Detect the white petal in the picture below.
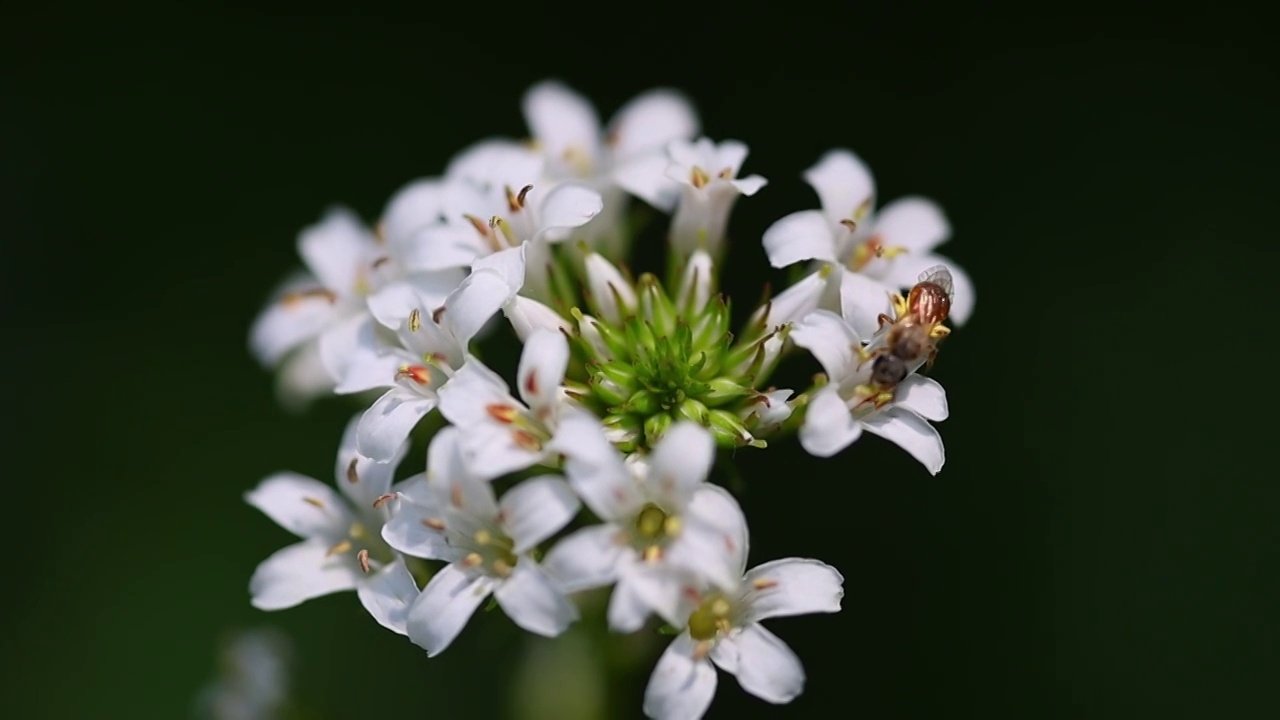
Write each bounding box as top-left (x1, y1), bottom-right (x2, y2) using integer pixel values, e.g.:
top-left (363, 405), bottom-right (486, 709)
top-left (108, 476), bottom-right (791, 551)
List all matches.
top-left (607, 572), bottom-right (656, 633)
top-left (379, 177), bottom-right (447, 245)
top-left (614, 154), bottom-right (680, 211)
top-left (741, 558), bottom-right (844, 622)
top-left (249, 539), bottom-right (359, 610)
top-left (608, 89), bottom-right (699, 162)
top-left (522, 80), bottom-right (601, 166)
top-left (714, 625), bottom-right (804, 704)
top-left (272, 340), bottom-right (335, 410)
top-left (646, 421), bottom-right (715, 511)
top-left (543, 525), bottom-right (625, 592)
top-left (298, 208), bottom-right (373, 293)
top-left (671, 485), bottom-right (749, 588)
top-left (862, 407), bottom-right (945, 474)
top-left (245, 472), bottom-right (350, 539)
top-left (356, 557), bottom-right (419, 636)
top-left (791, 309), bottom-right (862, 381)
top-left (500, 476), bottom-right (581, 553)
top-left (803, 149), bottom-right (875, 226)
top-left (356, 390), bottom-right (433, 463)
top-left (506, 295), bottom-right (570, 341)
top-left (839, 270), bottom-right (896, 339)
top-left (471, 243), bottom-right (527, 294)
top-left (729, 175), bottom-right (767, 196)
top-left (756, 270), bottom-right (826, 331)
top-left (622, 564), bottom-right (687, 629)
top-left (538, 182), bottom-right (603, 233)
top-left (437, 358), bottom-right (514, 428)
top-left (399, 223), bottom-right (486, 272)
top-left (447, 139), bottom-right (544, 190)
top-left (798, 387), bottom-right (862, 457)
top-left (761, 210), bottom-right (838, 268)
top-left (517, 329), bottom-right (570, 411)
top-left (872, 196), bottom-right (950, 253)
top-left (494, 560), bottom-right (579, 637)
top-left (713, 139), bottom-right (749, 174)
top-left (318, 312), bottom-right (373, 385)
top-left (333, 347), bottom-right (408, 395)
top-left (381, 494), bottom-right (453, 560)
top-left (336, 412), bottom-right (405, 507)
top-left (548, 412), bottom-right (638, 520)
top-left (943, 259), bottom-right (975, 326)
top-left (406, 563), bottom-right (494, 656)
top-left (440, 269), bottom-right (513, 347)
top-left (642, 634), bottom-right (718, 720)
top-left (367, 271), bottom-right (466, 329)
top-left (249, 276), bottom-right (337, 366)
top-left (892, 375), bottom-right (949, 421)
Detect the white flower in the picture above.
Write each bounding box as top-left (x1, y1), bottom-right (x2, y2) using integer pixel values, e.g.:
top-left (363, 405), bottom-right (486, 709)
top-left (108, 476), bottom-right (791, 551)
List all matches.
top-left (437, 329), bottom-right (576, 480)
top-left (583, 250), bottom-right (638, 324)
top-left (382, 427), bottom-right (581, 655)
top-left (403, 141), bottom-right (603, 301)
top-left (249, 207), bottom-right (464, 406)
top-left (543, 415), bottom-right (748, 633)
top-left (333, 266), bottom-right (515, 462)
top-left (615, 137), bottom-right (767, 256)
top-left (790, 310), bottom-right (949, 473)
top-left (195, 628), bottom-right (292, 720)
top-left (761, 149), bottom-right (975, 337)
top-left (521, 80), bottom-right (700, 256)
top-left (245, 415), bottom-right (420, 635)
top-left (642, 556), bottom-right (844, 720)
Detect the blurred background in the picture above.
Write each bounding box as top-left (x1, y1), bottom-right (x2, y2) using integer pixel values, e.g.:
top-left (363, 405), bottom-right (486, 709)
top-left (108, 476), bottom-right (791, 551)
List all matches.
top-left (4, 2), bottom-right (1277, 718)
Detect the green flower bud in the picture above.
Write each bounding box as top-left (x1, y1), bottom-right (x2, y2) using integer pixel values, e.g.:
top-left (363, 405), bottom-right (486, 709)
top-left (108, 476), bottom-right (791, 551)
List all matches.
top-left (643, 412), bottom-right (674, 446)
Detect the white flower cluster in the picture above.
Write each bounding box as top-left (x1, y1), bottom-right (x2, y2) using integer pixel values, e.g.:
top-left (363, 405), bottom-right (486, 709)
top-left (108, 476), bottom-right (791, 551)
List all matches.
top-left (246, 80), bottom-right (973, 719)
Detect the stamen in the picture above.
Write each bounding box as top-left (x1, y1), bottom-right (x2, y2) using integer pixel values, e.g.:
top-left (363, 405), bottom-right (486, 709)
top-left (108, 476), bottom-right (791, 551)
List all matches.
top-left (717, 167), bottom-right (733, 179)
top-left (504, 185), bottom-right (521, 213)
top-left (840, 218), bottom-right (858, 232)
top-left (516, 184), bottom-right (533, 208)
top-left (474, 529), bottom-right (492, 546)
top-left (326, 540), bottom-right (352, 556)
top-left (432, 305), bottom-right (446, 324)
top-left (302, 496), bottom-right (325, 508)
top-left (752, 578), bottom-right (779, 590)
top-left (462, 552), bottom-right (483, 568)
top-left (523, 371), bottom-right (538, 397)
top-left (281, 288), bottom-right (337, 306)
top-left (421, 517), bottom-right (446, 531)
top-left (486, 404), bottom-right (519, 424)
top-left (464, 214), bottom-right (490, 237)
top-left (357, 549), bottom-right (371, 574)
top-left (491, 559), bottom-right (514, 578)
top-left (371, 256), bottom-right (391, 270)
top-left (395, 365), bottom-right (431, 385)
top-left (512, 430), bottom-right (541, 451)
top-left (643, 545), bottom-right (663, 563)
top-left (346, 457), bottom-right (360, 484)
top-left (450, 483), bottom-right (464, 509)
top-left (690, 166), bottom-right (710, 189)
top-left (692, 640), bottom-right (712, 661)
top-left (348, 522), bottom-right (366, 539)
top-left (408, 308), bottom-right (422, 332)
top-left (373, 493), bottom-right (397, 509)
top-left (663, 516), bottom-right (682, 537)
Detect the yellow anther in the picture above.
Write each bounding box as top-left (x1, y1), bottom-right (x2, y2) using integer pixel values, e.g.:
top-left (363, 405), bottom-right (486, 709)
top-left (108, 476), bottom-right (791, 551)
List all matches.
top-left (462, 552), bottom-right (483, 568)
top-left (752, 578), bottom-right (779, 590)
top-left (663, 515), bottom-right (683, 538)
top-left (346, 457), bottom-right (360, 484)
top-left (854, 197), bottom-right (873, 223)
top-left (492, 559), bottom-right (514, 578)
top-left (717, 167), bottom-right (733, 179)
top-left (642, 545), bottom-right (663, 563)
top-left (349, 522), bottom-right (366, 539)
top-left (421, 517), bottom-right (446, 531)
top-left (474, 529), bottom-right (492, 546)
top-left (930, 325), bottom-right (951, 340)
top-left (326, 540), bottom-right (352, 556)
top-left (690, 166), bottom-right (710, 189)
top-left (303, 496), bottom-right (325, 508)
top-left (710, 598), bottom-right (731, 617)
top-left (408, 308), bottom-right (422, 332)
top-left (692, 640), bottom-right (713, 661)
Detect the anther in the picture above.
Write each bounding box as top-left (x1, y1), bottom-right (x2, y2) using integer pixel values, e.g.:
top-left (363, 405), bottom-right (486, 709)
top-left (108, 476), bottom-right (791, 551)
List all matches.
top-left (486, 404), bottom-right (519, 424)
top-left (717, 167), bottom-right (733, 179)
top-left (408, 308), bottom-right (422, 332)
top-left (395, 365), bottom-right (431, 385)
top-left (346, 457), bottom-right (360, 484)
top-left (840, 218), bottom-right (858, 232)
top-left (326, 540), bottom-right (352, 556)
top-left (462, 552), bottom-right (483, 568)
top-left (303, 496), bottom-right (325, 508)
top-left (373, 493), bottom-right (397, 509)
top-left (512, 430), bottom-right (541, 451)
top-left (690, 166), bottom-right (710, 189)
top-left (357, 549), bottom-right (371, 574)
top-left (523, 371), bottom-right (538, 397)
top-left (421, 517), bottom-right (446, 531)
top-left (643, 545), bottom-right (663, 563)
top-left (516, 184), bottom-right (533, 207)
top-left (432, 305), bottom-right (446, 324)
top-left (663, 516), bottom-right (682, 537)
top-left (692, 640), bottom-right (712, 661)
top-left (752, 578), bottom-right (779, 590)
top-left (371, 256), bottom-right (391, 269)
top-left (492, 559), bottom-right (514, 578)
top-left (281, 288), bottom-right (338, 306)
top-left (504, 185), bottom-right (521, 213)
top-left (474, 529), bottom-right (492, 546)
top-left (464, 214), bottom-right (490, 237)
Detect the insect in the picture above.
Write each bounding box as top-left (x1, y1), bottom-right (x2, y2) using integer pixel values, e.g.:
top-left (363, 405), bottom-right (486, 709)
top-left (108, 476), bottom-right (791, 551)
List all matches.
top-left (853, 265), bottom-right (955, 409)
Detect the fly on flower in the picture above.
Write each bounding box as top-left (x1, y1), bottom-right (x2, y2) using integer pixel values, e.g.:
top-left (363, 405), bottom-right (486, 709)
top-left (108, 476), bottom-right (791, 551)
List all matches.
top-left (858, 264), bottom-right (956, 404)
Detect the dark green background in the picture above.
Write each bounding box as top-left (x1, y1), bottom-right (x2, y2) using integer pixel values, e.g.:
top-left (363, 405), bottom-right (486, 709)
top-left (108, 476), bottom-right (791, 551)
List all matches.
top-left (5, 3), bottom-right (1277, 718)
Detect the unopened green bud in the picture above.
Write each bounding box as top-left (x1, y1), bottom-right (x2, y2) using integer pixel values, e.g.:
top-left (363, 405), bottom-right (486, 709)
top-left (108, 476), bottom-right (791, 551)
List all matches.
top-left (638, 274), bottom-right (677, 338)
top-left (702, 377), bottom-right (753, 407)
top-left (625, 389), bottom-right (660, 416)
top-left (676, 398), bottom-right (709, 425)
top-left (590, 373), bottom-right (632, 407)
top-left (707, 408), bottom-right (753, 447)
top-left (643, 412), bottom-right (674, 446)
